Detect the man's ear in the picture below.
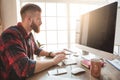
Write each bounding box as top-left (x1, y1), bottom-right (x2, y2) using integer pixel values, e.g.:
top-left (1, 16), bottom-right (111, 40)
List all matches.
top-left (27, 16), bottom-right (33, 24)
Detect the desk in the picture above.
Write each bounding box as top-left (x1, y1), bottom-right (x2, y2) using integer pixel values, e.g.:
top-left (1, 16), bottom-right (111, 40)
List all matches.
top-left (27, 45), bottom-right (120, 80)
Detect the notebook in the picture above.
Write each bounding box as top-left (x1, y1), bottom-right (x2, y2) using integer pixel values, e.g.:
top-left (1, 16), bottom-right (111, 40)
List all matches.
top-left (80, 59), bottom-right (104, 69)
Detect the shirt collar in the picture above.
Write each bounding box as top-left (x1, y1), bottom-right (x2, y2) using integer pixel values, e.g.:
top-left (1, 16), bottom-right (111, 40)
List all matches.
top-left (17, 22), bottom-right (32, 39)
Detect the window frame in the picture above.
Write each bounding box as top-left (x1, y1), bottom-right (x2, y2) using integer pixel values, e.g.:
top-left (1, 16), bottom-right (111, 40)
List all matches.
top-left (18, 0), bottom-right (109, 50)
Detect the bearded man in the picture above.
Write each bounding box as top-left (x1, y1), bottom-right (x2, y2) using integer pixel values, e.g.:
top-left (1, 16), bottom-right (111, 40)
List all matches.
top-left (0, 4), bottom-right (65, 80)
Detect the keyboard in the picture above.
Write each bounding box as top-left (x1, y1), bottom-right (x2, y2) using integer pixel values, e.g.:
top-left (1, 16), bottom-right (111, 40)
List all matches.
top-left (106, 59), bottom-right (120, 71)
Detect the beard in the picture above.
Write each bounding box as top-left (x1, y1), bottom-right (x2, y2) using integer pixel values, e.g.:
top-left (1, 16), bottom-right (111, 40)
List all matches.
top-left (31, 21), bottom-right (40, 33)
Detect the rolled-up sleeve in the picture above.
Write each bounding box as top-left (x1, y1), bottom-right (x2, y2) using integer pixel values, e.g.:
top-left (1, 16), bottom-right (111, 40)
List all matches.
top-left (13, 57), bottom-right (36, 78)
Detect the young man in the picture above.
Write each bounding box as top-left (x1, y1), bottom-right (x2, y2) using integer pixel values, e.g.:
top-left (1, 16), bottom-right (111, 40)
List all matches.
top-left (0, 4), bottom-right (65, 80)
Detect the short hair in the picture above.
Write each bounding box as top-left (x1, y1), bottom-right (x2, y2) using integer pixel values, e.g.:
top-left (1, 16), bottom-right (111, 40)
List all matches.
top-left (20, 4), bottom-right (41, 20)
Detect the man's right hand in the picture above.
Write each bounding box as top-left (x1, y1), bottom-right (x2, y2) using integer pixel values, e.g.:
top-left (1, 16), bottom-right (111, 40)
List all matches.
top-left (52, 54), bottom-right (65, 65)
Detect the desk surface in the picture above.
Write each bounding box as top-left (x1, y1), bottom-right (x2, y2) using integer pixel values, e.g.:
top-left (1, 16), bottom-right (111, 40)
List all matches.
top-left (27, 45), bottom-right (120, 80)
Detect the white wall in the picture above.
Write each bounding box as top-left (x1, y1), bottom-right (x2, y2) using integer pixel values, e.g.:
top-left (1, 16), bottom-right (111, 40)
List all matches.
top-left (1, 0), bottom-right (17, 30)
top-left (115, 8), bottom-right (120, 45)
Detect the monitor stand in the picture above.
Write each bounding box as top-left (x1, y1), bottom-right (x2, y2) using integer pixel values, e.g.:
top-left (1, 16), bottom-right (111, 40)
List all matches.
top-left (82, 50), bottom-right (89, 55)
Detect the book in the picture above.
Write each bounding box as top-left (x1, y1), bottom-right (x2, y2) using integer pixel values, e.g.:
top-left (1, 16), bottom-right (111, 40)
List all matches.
top-left (81, 59), bottom-right (91, 68)
top-left (80, 59), bottom-right (104, 69)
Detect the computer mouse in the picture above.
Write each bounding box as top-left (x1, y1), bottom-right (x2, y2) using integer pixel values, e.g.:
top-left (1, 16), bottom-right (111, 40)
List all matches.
top-left (71, 67), bottom-right (85, 75)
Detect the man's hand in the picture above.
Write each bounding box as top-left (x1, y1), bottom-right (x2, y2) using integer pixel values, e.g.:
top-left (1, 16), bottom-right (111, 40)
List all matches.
top-left (50, 51), bottom-right (65, 57)
top-left (52, 54), bottom-right (65, 65)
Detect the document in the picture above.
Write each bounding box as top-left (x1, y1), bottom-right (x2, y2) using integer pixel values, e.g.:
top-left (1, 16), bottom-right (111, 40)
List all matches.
top-left (81, 53), bottom-right (97, 60)
top-left (106, 59), bottom-right (120, 71)
top-left (48, 68), bottom-right (67, 75)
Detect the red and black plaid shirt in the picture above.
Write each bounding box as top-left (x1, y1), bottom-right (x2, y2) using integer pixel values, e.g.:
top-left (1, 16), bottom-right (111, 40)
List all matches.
top-left (0, 23), bottom-right (42, 80)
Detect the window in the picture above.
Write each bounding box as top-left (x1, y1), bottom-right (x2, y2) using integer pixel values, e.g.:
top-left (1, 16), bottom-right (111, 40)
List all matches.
top-left (18, 0), bottom-right (101, 51)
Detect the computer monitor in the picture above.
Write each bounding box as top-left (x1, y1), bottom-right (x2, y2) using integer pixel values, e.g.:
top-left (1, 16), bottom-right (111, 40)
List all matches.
top-left (76, 2), bottom-right (118, 53)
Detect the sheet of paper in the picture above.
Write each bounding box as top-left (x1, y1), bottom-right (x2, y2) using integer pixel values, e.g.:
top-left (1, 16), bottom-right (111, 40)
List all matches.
top-left (48, 68), bottom-right (67, 75)
top-left (107, 59), bottom-right (120, 71)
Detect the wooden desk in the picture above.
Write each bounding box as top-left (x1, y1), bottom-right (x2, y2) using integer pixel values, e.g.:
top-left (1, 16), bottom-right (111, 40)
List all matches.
top-left (27, 45), bottom-right (120, 80)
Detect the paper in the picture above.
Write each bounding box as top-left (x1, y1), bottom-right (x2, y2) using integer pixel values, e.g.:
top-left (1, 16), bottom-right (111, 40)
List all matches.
top-left (48, 68), bottom-right (67, 75)
top-left (107, 59), bottom-right (120, 71)
top-left (81, 53), bottom-right (97, 60)
top-left (63, 59), bottom-right (77, 65)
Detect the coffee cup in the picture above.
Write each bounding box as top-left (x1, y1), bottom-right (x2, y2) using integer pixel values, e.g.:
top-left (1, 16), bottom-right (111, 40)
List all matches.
top-left (90, 58), bottom-right (102, 78)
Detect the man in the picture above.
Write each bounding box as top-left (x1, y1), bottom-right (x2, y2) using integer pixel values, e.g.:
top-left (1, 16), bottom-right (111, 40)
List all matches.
top-left (0, 4), bottom-right (65, 80)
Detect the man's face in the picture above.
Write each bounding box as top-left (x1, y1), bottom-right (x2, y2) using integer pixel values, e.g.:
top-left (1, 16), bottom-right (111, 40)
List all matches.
top-left (31, 11), bottom-right (42, 33)
top-left (31, 20), bottom-right (39, 33)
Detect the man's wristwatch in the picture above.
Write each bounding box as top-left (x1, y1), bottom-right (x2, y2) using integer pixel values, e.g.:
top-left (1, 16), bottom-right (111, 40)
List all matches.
top-left (48, 52), bottom-right (53, 57)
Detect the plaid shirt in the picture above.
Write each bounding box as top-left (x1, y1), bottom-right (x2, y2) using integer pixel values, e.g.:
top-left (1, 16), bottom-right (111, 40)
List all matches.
top-left (0, 23), bottom-right (42, 80)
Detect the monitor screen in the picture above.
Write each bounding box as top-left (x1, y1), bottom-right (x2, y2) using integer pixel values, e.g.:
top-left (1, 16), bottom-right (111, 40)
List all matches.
top-left (76, 2), bottom-right (118, 53)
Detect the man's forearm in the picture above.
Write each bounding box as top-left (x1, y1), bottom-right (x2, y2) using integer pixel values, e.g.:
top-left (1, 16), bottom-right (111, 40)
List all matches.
top-left (39, 50), bottom-right (49, 56)
top-left (34, 52), bottom-right (65, 73)
top-left (34, 60), bottom-right (55, 73)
